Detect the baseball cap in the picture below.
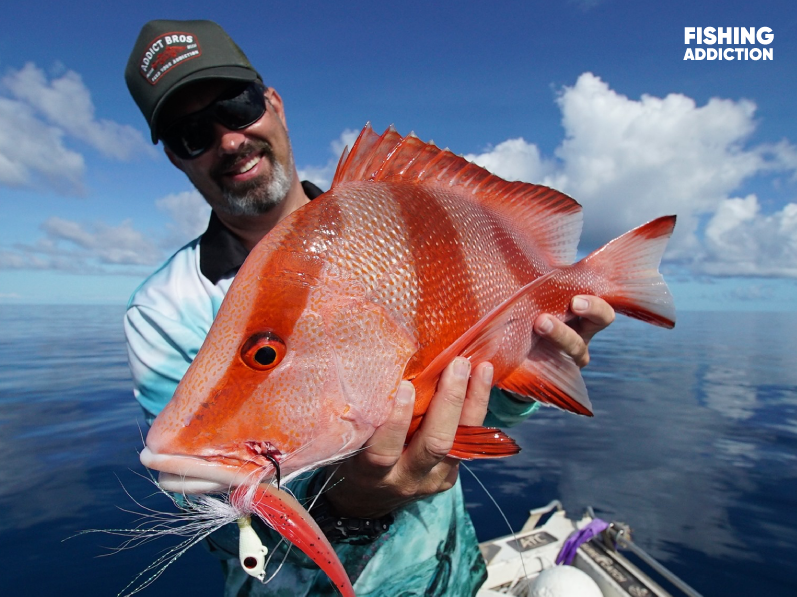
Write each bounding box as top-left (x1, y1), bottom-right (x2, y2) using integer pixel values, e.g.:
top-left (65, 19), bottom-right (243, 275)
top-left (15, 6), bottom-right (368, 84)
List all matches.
top-left (125, 19), bottom-right (260, 142)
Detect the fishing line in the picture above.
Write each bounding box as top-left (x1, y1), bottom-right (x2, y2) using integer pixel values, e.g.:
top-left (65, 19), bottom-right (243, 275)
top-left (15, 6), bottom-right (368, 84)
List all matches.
top-left (461, 462), bottom-right (529, 582)
top-left (261, 537), bottom-right (292, 586)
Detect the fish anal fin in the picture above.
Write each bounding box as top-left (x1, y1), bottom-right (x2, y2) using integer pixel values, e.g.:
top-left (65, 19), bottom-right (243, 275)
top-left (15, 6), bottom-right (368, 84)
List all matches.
top-left (448, 425), bottom-right (520, 460)
top-left (332, 125), bottom-right (583, 268)
top-left (500, 341), bottom-right (593, 416)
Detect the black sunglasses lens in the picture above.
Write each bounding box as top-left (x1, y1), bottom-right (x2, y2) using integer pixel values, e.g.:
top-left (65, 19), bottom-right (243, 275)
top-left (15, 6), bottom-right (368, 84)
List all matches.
top-left (215, 84), bottom-right (266, 130)
top-left (161, 82), bottom-right (266, 159)
top-left (162, 117), bottom-right (215, 159)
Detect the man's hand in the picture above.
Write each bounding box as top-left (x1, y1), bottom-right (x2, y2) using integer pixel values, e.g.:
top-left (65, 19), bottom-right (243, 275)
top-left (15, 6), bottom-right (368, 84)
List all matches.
top-left (533, 295), bottom-right (615, 368)
top-left (323, 296), bottom-right (615, 518)
top-left (324, 357), bottom-right (494, 518)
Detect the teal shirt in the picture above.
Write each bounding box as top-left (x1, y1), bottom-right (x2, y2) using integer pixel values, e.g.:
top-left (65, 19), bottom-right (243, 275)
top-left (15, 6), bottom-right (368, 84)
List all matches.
top-left (125, 239), bottom-right (538, 596)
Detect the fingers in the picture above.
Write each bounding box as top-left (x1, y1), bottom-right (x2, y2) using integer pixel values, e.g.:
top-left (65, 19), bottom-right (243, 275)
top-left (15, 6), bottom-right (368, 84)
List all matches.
top-left (357, 381), bottom-right (416, 471)
top-left (460, 362), bottom-right (493, 426)
top-left (570, 296), bottom-right (615, 343)
top-left (405, 357), bottom-right (471, 472)
top-left (534, 295), bottom-right (616, 368)
top-left (535, 313), bottom-right (590, 367)
top-left (323, 357), bottom-right (495, 518)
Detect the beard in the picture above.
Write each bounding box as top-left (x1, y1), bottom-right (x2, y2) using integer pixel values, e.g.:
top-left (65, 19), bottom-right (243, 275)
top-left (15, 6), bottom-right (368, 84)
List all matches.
top-left (210, 139), bottom-right (294, 217)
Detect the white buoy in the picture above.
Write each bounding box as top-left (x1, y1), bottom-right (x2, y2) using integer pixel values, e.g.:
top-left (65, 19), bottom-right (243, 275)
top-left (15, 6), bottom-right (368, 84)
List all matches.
top-left (529, 565), bottom-right (603, 597)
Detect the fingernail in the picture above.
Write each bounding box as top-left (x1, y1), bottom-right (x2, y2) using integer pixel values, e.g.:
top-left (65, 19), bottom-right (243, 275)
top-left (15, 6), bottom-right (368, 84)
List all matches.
top-left (573, 297), bottom-right (589, 312)
top-left (537, 315), bottom-right (554, 334)
top-left (480, 363), bottom-right (494, 385)
top-left (454, 357), bottom-right (471, 379)
top-left (396, 381), bottom-right (415, 404)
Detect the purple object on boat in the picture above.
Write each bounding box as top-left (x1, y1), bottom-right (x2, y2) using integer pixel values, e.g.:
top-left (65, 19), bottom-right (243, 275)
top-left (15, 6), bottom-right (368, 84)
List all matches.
top-left (555, 519), bottom-right (610, 565)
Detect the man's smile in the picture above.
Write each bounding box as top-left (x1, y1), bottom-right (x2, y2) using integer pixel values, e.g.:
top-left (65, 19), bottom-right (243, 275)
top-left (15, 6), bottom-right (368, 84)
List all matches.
top-left (216, 147), bottom-right (272, 185)
top-left (223, 152), bottom-right (265, 182)
top-left (237, 155), bottom-right (261, 175)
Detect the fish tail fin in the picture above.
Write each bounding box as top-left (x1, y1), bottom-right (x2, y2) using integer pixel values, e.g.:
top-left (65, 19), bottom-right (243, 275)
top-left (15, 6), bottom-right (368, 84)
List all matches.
top-left (584, 215), bottom-right (677, 328)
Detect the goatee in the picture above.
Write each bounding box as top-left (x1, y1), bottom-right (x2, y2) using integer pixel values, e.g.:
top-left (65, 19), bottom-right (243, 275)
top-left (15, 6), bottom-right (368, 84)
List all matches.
top-left (211, 141), bottom-right (294, 217)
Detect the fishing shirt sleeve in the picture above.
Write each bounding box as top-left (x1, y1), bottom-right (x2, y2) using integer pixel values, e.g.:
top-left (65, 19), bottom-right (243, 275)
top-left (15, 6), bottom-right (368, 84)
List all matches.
top-left (484, 388), bottom-right (541, 427)
top-left (124, 240), bottom-right (230, 422)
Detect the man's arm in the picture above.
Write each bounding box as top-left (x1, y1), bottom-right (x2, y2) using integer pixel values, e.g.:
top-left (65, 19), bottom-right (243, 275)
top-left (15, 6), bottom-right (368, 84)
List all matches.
top-left (324, 296), bottom-right (615, 518)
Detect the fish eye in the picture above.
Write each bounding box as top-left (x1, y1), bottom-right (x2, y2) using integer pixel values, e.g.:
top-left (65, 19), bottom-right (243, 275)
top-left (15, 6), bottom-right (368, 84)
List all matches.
top-left (241, 332), bottom-right (286, 371)
top-left (254, 346), bottom-right (277, 366)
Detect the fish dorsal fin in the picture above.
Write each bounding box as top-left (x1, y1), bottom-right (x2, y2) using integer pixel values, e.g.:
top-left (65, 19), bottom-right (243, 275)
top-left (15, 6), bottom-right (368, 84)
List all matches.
top-left (332, 124), bottom-right (584, 267)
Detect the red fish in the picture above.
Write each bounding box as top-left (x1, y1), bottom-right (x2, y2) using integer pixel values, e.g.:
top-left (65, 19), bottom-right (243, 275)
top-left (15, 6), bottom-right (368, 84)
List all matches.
top-left (140, 124), bottom-right (676, 593)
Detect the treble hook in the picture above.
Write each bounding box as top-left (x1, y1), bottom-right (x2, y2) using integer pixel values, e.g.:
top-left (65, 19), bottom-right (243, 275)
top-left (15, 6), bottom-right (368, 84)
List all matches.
top-left (264, 453), bottom-right (281, 490)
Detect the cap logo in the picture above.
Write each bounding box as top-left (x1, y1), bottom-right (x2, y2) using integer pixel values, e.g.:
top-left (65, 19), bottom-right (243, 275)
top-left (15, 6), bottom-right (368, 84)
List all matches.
top-left (139, 31), bottom-right (202, 85)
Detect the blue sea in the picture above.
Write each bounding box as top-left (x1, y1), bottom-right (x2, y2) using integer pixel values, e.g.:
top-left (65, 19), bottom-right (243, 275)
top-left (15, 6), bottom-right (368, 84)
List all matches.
top-left (1, 305), bottom-right (795, 596)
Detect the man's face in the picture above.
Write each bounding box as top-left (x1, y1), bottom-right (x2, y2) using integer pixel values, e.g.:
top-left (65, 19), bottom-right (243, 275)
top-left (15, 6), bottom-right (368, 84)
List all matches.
top-left (160, 80), bottom-right (295, 217)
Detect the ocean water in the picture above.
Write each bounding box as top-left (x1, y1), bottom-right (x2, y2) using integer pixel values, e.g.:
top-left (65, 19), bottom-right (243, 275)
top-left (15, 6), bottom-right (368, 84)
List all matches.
top-left (0, 305), bottom-right (795, 596)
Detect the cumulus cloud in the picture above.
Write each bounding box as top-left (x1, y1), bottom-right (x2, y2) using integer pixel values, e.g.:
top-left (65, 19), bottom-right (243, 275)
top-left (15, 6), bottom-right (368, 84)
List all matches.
top-left (0, 217), bottom-right (163, 274)
top-left (155, 190), bottom-right (212, 246)
top-left (0, 194), bottom-right (198, 274)
top-left (296, 128), bottom-right (360, 190)
top-left (0, 63), bottom-right (154, 194)
top-left (6, 72), bottom-right (797, 281)
top-left (700, 196), bottom-right (797, 277)
top-left (39, 216), bottom-right (163, 265)
top-left (3, 63), bottom-right (154, 160)
top-left (0, 96), bottom-right (85, 194)
top-left (465, 138), bottom-right (554, 184)
top-left (467, 72), bottom-right (797, 277)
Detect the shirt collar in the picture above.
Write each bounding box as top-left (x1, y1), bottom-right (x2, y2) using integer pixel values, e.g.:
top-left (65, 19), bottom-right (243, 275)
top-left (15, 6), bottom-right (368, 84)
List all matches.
top-left (199, 180), bottom-right (324, 284)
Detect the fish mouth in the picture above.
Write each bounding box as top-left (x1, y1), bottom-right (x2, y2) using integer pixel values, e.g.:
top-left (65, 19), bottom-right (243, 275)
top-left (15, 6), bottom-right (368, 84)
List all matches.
top-left (140, 447), bottom-right (271, 494)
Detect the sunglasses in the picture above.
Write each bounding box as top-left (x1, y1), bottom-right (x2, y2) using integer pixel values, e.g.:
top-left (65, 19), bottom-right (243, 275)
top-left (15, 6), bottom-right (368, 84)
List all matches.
top-left (159, 81), bottom-right (268, 159)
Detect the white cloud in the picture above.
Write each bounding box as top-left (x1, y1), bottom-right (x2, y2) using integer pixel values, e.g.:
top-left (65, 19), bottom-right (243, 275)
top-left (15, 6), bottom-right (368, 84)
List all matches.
top-left (155, 190), bottom-right (212, 246)
top-left (297, 128), bottom-right (360, 190)
top-left (40, 217), bottom-right (160, 265)
top-left (6, 73), bottom-right (797, 282)
top-left (0, 96), bottom-right (85, 194)
top-left (0, 63), bottom-right (154, 195)
top-left (464, 72), bottom-right (797, 278)
top-left (3, 63), bottom-right (154, 161)
top-left (700, 196), bottom-right (797, 277)
top-left (551, 74), bottom-right (773, 246)
top-left (465, 138), bottom-right (554, 184)
top-left (0, 196), bottom-right (197, 274)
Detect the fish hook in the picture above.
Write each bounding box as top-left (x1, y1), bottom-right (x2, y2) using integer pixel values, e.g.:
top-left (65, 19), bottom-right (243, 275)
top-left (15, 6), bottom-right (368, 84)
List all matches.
top-left (264, 453), bottom-right (281, 490)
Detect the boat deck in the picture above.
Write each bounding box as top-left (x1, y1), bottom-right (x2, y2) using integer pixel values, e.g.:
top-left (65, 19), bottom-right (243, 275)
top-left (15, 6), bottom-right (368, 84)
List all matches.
top-left (476, 501), bottom-right (699, 597)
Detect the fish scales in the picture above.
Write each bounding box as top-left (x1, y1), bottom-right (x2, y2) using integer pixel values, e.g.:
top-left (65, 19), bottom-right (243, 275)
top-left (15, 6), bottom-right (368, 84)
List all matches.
top-left (309, 182), bottom-right (551, 410)
top-left (139, 124), bottom-right (676, 596)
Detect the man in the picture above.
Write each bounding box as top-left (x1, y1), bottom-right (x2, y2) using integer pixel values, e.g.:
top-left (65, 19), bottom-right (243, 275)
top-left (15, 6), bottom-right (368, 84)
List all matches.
top-left (124, 20), bottom-right (614, 596)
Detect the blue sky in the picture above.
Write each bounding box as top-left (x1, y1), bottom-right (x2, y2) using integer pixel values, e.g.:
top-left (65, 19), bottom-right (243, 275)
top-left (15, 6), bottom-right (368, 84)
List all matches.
top-left (1, 0), bottom-right (795, 310)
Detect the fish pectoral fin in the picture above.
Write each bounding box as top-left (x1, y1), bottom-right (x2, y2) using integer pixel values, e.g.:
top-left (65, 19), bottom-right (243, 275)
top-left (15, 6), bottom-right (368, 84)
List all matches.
top-left (413, 272), bottom-right (558, 410)
top-left (448, 425), bottom-right (520, 459)
top-left (499, 340), bottom-right (593, 416)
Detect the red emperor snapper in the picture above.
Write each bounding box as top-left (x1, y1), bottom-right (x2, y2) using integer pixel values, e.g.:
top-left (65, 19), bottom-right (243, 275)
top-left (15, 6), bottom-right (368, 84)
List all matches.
top-left (139, 124), bottom-right (676, 594)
